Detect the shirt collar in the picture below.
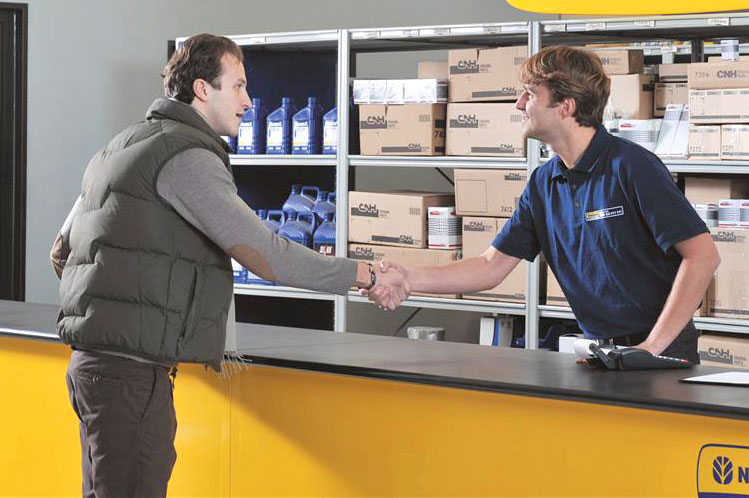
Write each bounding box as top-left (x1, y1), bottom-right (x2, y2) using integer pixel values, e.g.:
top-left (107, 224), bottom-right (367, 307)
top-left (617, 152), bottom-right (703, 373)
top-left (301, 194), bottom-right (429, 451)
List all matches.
top-left (551, 125), bottom-right (611, 180)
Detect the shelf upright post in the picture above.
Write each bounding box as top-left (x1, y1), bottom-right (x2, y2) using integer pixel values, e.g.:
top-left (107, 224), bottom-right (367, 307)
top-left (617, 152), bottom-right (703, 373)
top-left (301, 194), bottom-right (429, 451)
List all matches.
top-left (334, 29), bottom-right (351, 332)
top-left (525, 21), bottom-right (543, 349)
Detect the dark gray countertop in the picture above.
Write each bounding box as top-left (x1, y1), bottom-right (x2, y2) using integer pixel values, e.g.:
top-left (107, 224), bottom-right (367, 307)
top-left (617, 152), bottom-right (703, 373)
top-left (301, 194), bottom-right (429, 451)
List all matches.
top-left (3, 300), bottom-right (749, 420)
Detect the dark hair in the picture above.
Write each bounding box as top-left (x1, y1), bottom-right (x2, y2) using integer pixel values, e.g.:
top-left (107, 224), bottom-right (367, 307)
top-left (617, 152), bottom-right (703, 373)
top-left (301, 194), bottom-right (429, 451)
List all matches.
top-left (162, 33), bottom-right (244, 104)
top-left (518, 46), bottom-right (610, 128)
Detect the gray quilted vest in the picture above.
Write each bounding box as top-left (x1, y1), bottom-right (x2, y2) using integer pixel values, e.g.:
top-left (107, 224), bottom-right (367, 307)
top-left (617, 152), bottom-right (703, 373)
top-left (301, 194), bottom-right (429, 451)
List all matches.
top-left (58, 98), bottom-right (234, 371)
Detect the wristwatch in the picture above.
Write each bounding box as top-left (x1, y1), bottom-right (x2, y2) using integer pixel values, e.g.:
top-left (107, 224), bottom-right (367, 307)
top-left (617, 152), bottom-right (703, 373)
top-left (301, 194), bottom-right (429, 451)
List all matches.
top-left (362, 262), bottom-right (377, 290)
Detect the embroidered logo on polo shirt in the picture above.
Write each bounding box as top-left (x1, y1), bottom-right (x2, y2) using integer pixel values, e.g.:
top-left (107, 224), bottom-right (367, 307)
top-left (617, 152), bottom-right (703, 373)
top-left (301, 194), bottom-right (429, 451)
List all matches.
top-left (585, 206), bottom-right (624, 222)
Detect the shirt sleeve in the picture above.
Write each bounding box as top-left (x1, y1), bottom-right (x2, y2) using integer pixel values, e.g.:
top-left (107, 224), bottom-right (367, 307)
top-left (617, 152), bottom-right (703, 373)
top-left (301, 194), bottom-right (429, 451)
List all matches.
top-left (491, 180), bottom-right (541, 262)
top-left (621, 151), bottom-right (708, 254)
top-left (156, 148), bottom-right (357, 295)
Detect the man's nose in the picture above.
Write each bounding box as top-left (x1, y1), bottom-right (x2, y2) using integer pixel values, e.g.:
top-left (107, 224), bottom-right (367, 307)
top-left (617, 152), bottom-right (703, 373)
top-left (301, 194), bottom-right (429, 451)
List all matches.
top-left (515, 94), bottom-right (526, 111)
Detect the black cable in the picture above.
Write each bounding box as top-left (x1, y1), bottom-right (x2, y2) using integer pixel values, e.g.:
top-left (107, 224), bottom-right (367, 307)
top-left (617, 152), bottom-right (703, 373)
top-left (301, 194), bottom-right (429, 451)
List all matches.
top-left (435, 167), bottom-right (454, 186)
top-left (392, 308), bottom-right (423, 336)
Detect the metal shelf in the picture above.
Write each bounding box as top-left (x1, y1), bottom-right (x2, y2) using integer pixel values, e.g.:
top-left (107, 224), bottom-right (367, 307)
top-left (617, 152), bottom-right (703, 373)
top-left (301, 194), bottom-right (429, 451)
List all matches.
top-left (229, 155), bottom-right (336, 167)
top-left (348, 292), bottom-right (526, 315)
top-left (349, 155), bottom-right (527, 169)
top-left (539, 305), bottom-right (749, 336)
top-left (234, 284), bottom-right (336, 301)
top-left (349, 22), bottom-right (529, 51)
top-left (663, 159), bottom-right (749, 175)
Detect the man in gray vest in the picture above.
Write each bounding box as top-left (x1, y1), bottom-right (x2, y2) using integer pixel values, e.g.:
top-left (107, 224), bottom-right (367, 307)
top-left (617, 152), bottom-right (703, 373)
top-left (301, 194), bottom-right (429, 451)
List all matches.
top-left (50, 33), bottom-right (408, 497)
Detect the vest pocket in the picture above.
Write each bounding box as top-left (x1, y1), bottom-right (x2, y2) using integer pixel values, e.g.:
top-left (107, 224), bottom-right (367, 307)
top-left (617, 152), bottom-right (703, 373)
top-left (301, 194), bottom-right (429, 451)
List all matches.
top-left (177, 268), bottom-right (203, 356)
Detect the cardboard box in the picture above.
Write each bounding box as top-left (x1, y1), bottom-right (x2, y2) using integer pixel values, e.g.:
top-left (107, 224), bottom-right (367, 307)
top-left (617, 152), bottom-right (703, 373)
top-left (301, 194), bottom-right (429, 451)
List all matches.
top-left (607, 74), bottom-right (655, 119)
top-left (689, 89), bottom-right (749, 124)
top-left (658, 63), bottom-right (689, 82)
top-left (698, 334), bottom-right (749, 369)
top-left (589, 49), bottom-right (644, 75)
top-left (358, 104), bottom-right (446, 156)
top-left (687, 125), bottom-right (721, 161)
top-left (707, 55), bottom-right (749, 63)
top-left (684, 177), bottom-right (749, 204)
top-left (446, 103), bottom-right (525, 157)
top-left (461, 217), bottom-right (525, 303)
top-left (418, 61), bottom-right (448, 79)
top-left (709, 227), bottom-right (749, 319)
top-left (448, 45), bottom-right (527, 102)
top-left (721, 124), bottom-right (749, 161)
top-left (347, 243), bottom-right (460, 298)
top-left (654, 82), bottom-right (688, 117)
top-left (688, 61), bottom-right (749, 90)
top-left (454, 169), bottom-right (527, 218)
top-left (359, 105), bottom-right (387, 155)
top-left (348, 191), bottom-right (454, 248)
top-left (544, 264), bottom-right (569, 307)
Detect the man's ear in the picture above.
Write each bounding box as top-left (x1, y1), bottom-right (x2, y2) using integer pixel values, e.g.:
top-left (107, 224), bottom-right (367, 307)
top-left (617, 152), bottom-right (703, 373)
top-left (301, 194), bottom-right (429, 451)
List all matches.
top-left (559, 97), bottom-right (576, 119)
top-left (192, 79), bottom-right (210, 103)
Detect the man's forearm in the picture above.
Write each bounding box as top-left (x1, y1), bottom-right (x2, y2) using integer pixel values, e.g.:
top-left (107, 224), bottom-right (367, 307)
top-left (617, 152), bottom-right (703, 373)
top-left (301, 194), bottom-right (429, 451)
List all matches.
top-left (643, 254), bottom-right (718, 354)
top-left (408, 250), bottom-right (521, 295)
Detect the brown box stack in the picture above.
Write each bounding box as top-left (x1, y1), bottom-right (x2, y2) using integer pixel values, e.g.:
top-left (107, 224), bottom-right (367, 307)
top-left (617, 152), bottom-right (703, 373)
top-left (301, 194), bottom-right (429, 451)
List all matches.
top-left (446, 103), bottom-right (525, 157)
top-left (358, 104), bottom-right (446, 156)
top-left (698, 334), bottom-right (749, 369)
top-left (454, 169), bottom-right (527, 218)
top-left (448, 46), bottom-right (527, 102)
top-left (708, 228), bottom-right (749, 319)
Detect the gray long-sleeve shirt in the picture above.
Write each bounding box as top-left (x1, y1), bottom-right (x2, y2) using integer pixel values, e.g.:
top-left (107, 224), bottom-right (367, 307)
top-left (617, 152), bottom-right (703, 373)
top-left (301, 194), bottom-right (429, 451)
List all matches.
top-left (62, 148), bottom-right (356, 295)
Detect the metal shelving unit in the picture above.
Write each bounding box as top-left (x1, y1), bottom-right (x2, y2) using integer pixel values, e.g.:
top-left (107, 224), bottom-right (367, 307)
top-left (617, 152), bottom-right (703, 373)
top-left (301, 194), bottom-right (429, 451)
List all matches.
top-left (222, 13), bottom-right (749, 343)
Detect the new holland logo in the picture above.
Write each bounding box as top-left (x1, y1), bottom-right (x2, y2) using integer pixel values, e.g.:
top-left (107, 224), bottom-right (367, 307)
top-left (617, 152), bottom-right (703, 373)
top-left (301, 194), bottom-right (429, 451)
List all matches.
top-left (714, 456), bottom-right (734, 485)
top-left (584, 206), bottom-right (624, 222)
top-left (698, 444), bottom-right (749, 497)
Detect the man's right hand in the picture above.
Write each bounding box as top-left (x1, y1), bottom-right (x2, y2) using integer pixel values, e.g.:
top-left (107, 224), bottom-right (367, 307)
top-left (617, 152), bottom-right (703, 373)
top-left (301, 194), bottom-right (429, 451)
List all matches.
top-left (364, 260), bottom-right (411, 311)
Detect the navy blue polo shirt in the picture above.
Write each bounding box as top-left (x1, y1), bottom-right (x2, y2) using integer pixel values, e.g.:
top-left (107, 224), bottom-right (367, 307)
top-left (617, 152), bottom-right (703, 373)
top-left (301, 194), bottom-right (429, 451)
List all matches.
top-left (492, 126), bottom-right (708, 339)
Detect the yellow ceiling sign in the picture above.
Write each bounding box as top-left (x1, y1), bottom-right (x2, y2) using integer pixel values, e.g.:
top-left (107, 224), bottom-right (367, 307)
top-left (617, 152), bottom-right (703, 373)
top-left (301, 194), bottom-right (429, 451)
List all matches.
top-left (506, 0), bottom-right (749, 15)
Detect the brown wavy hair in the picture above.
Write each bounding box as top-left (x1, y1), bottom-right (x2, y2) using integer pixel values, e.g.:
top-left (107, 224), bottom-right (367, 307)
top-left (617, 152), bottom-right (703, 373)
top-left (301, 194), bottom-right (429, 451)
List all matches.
top-left (518, 46), bottom-right (610, 128)
top-left (162, 33), bottom-right (244, 104)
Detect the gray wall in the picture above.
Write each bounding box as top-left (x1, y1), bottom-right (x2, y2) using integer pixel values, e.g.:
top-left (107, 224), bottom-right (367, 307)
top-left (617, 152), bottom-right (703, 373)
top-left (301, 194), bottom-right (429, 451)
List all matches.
top-left (25, 0), bottom-right (553, 337)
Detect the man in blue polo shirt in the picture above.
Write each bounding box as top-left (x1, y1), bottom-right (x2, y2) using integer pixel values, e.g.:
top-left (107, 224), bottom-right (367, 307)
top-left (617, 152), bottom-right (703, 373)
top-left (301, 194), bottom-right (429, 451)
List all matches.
top-left (369, 45), bottom-right (720, 363)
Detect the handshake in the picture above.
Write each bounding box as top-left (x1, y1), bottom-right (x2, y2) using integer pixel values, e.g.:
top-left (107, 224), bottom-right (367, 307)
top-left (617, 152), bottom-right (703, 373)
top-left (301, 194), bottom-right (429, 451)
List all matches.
top-left (362, 260), bottom-right (412, 311)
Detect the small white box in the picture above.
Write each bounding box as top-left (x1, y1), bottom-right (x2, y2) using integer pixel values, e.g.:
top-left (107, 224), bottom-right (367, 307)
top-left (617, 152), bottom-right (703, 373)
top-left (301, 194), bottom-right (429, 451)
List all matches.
top-left (719, 199), bottom-right (742, 227)
top-left (619, 119), bottom-right (663, 152)
top-left (385, 80), bottom-right (404, 104)
top-left (559, 334), bottom-right (584, 354)
top-left (428, 206), bottom-right (462, 249)
top-left (370, 80), bottom-right (387, 103)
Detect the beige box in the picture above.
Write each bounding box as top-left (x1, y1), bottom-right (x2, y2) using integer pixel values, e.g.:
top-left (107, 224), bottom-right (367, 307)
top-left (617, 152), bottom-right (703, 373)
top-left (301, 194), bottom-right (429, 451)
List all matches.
top-left (658, 63), bottom-right (689, 82)
top-left (684, 177), bottom-right (749, 204)
top-left (688, 61), bottom-right (749, 90)
top-left (448, 45), bottom-right (527, 102)
top-left (544, 264), bottom-right (569, 307)
top-left (348, 191), bottom-right (454, 248)
top-left (418, 61), bottom-right (448, 79)
top-left (698, 334), bottom-right (749, 369)
top-left (358, 104), bottom-right (445, 156)
top-left (607, 74), bottom-right (655, 119)
top-left (707, 55), bottom-right (749, 63)
top-left (709, 228), bottom-right (749, 319)
top-left (446, 103), bottom-right (525, 157)
top-left (721, 124), bottom-right (749, 160)
top-left (359, 105), bottom-right (387, 155)
top-left (589, 49), bottom-right (644, 75)
top-left (454, 169), bottom-right (527, 218)
top-left (688, 89), bottom-right (749, 124)
top-left (461, 217), bottom-right (525, 303)
top-left (347, 243), bottom-right (460, 298)
top-left (654, 82), bottom-right (688, 117)
top-left (687, 125), bottom-right (721, 161)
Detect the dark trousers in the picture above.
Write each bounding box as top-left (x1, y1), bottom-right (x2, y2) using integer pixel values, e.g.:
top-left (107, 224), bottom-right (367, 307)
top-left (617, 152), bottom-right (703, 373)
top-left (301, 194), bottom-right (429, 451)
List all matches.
top-left (66, 350), bottom-right (177, 498)
top-left (601, 320), bottom-right (700, 364)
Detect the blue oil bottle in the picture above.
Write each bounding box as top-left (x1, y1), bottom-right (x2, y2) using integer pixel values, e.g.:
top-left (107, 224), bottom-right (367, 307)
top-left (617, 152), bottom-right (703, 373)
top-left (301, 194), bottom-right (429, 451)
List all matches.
top-left (266, 97), bottom-right (296, 154)
top-left (322, 107), bottom-right (338, 155)
top-left (292, 97), bottom-right (324, 154)
top-left (313, 213), bottom-right (336, 256)
top-left (237, 98), bottom-right (267, 154)
top-left (264, 210), bottom-right (286, 234)
top-left (281, 184), bottom-right (318, 216)
top-left (312, 190), bottom-right (336, 224)
top-left (278, 212), bottom-right (317, 248)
